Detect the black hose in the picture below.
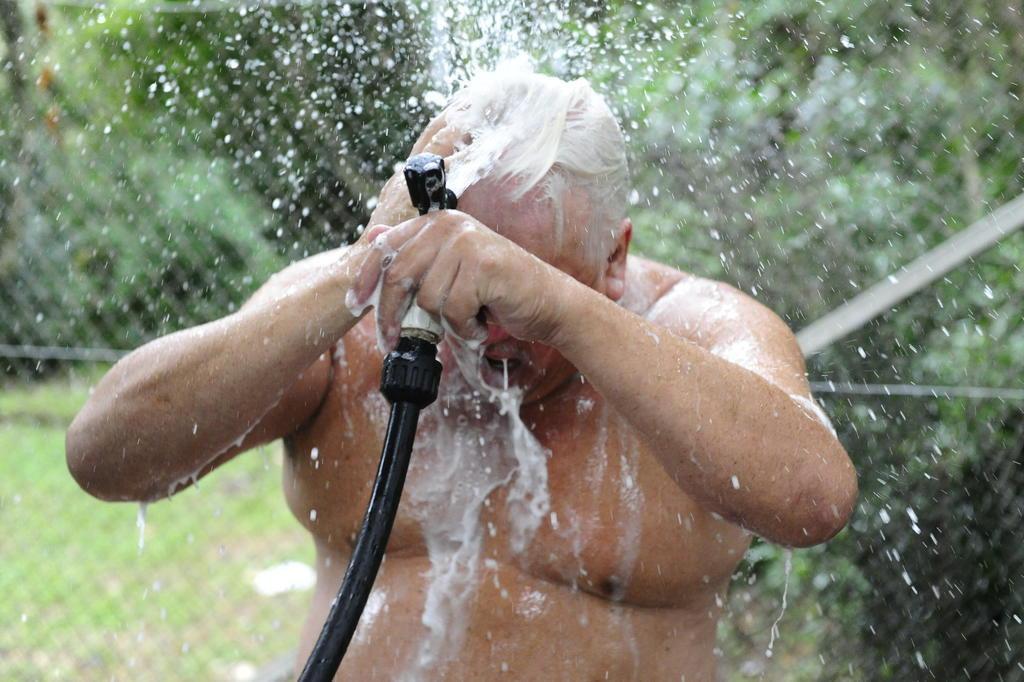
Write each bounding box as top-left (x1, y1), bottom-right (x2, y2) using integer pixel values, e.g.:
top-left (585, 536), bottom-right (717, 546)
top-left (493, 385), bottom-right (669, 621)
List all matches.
top-left (298, 337), bottom-right (441, 682)
top-left (298, 152), bottom-right (451, 681)
top-left (298, 403), bottom-right (419, 681)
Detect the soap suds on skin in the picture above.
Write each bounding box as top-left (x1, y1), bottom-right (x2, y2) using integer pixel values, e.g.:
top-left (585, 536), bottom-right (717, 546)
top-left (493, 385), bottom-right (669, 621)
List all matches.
top-left (396, 331), bottom-right (551, 677)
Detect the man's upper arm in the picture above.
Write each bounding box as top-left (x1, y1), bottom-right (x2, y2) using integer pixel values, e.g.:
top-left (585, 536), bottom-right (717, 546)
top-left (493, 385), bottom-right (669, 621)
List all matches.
top-left (645, 276), bottom-right (810, 398)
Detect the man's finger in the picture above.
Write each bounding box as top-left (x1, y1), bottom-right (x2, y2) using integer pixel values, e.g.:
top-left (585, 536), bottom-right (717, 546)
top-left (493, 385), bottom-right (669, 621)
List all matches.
top-left (368, 173), bottom-right (417, 226)
top-left (422, 124), bottom-right (472, 160)
top-left (345, 222), bottom-right (402, 309)
top-left (439, 264), bottom-right (487, 343)
top-left (362, 223), bottom-right (390, 243)
top-left (373, 214), bottom-right (433, 254)
top-left (373, 277), bottom-right (413, 349)
top-left (411, 113), bottom-right (448, 154)
top-left (415, 241), bottom-right (462, 319)
top-left (373, 222), bottom-right (452, 345)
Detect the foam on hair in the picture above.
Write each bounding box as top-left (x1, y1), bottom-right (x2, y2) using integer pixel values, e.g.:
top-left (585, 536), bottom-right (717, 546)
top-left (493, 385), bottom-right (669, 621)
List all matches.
top-left (443, 63), bottom-right (629, 265)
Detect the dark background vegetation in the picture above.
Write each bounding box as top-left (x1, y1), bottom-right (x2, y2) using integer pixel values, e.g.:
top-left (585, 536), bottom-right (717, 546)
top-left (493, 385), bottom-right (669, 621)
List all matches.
top-left (3, 0), bottom-right (1023, 679)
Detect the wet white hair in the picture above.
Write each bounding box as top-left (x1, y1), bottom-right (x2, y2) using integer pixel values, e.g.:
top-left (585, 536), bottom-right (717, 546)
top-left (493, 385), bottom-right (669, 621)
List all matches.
top-left (443, 65), bottom-right (630, 267)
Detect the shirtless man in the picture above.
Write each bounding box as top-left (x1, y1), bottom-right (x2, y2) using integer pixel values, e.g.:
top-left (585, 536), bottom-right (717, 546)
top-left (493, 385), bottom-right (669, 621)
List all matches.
top-left (66, 70), bottom-right (857, 680)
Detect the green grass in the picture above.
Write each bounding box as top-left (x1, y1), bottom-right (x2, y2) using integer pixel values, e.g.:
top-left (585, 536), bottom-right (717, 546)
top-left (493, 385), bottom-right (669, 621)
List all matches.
top-left (0, 374), bottom-right (314, 680)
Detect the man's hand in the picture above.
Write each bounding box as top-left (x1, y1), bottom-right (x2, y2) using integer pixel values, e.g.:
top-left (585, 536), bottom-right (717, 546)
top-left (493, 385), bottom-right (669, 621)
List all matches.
top-left (368, 113), bottom-right (472, 227)
top-left (348, 212), bottom-right (570, 350)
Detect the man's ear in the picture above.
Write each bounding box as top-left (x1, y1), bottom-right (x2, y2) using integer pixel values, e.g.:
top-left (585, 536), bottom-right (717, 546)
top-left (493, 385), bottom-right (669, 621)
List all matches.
top-left (603, 218), bottom-right (632, 302)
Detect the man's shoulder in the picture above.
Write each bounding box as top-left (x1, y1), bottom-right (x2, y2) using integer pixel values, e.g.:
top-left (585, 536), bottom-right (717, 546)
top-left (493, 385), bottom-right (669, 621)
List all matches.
top-left (621, 255), bottom-right (686, 314)
top-left (626, 256), bottom-right (746, 314)
top-left (632, 256), bottom-right (791, 345)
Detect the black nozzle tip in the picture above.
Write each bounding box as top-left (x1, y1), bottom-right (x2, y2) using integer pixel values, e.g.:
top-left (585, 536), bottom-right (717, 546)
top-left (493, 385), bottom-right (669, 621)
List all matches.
top-left (405, 152), bottom-right (456, 216)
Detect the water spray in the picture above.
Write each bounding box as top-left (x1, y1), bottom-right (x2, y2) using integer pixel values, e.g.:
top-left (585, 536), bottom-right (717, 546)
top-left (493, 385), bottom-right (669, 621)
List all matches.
top-left (298, 153), bottom-right (456, 681)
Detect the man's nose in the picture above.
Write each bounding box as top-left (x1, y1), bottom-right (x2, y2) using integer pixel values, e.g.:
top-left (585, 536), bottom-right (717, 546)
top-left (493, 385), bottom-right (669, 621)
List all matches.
top-left (485, 323), bottom-right (512, 345)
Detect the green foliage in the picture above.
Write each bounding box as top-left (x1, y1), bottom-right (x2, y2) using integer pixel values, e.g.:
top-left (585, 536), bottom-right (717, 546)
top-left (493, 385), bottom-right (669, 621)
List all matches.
top-left (62, 1), bottom-right (433, 253)
top-left (0, 134), bottom-right (284, 352)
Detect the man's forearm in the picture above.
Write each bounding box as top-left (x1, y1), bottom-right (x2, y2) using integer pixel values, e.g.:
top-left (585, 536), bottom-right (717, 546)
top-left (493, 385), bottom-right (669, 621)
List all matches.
top-left (66, 248), bottom-right (362, 500)
top-left (552, 280), bottom-right (855, 546)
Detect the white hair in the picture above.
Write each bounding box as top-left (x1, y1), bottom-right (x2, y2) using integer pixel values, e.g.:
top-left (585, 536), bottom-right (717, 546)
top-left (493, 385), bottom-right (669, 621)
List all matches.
top-left (443, 65), bottom-right (629, 267)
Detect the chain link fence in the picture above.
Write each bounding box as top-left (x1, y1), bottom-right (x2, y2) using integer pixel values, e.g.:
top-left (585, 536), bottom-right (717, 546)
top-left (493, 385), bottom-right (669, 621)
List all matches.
top-left (4, 0), bottom-right (1024, 679)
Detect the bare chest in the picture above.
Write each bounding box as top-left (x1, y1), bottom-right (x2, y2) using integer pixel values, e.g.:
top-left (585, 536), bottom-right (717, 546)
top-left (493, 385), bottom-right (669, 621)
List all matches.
top-left (284, 351), bottom-right (750, 608)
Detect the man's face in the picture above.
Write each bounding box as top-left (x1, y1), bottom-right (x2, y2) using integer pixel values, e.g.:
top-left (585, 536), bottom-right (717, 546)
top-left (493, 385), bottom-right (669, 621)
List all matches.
top-left (442, 177), bottom-right (604, 402)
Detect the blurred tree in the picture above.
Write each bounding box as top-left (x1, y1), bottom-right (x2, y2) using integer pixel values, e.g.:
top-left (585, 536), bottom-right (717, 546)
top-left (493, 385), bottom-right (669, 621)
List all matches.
top-left (0, 0), bottom-right (35, 272)
top-left (71, 1), bottom-right (435, 255)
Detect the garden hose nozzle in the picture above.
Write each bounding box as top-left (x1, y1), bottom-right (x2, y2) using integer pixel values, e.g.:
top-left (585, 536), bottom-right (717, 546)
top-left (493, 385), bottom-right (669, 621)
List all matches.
top-left (399, 153), bottom-right (458, 344)
top-left (404, 152), bottom-right (458, 216)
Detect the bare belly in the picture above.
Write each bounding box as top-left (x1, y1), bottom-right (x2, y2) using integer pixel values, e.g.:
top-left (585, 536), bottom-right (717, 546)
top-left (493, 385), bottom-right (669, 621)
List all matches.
top-left (296, 551), bottom-right (720, 681)
top-left (285, 368), bottom-right (748, 680)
